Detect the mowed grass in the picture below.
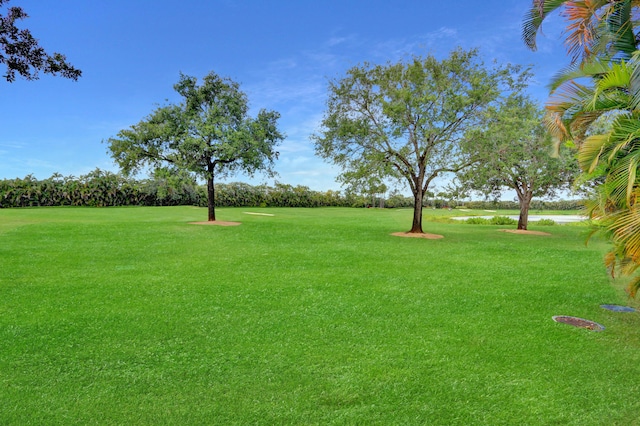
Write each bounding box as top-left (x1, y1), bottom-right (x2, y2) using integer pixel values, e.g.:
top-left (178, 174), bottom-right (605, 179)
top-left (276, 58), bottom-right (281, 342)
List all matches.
top-left (1, 206), bottom-right (640, 424)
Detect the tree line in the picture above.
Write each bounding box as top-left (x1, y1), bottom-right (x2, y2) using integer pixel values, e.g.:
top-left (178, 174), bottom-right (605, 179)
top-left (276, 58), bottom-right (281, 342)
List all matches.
top-left (0, 170), bottom-right (347, 208)
top-left (0, 170), bottom-right (357, 209)
top-left (0, 169), bottom-right (581, 210)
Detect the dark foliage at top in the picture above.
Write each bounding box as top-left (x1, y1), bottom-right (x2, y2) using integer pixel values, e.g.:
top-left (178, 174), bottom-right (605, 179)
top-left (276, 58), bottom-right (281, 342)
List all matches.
top-left (0, 0), bottom-right (81, 82)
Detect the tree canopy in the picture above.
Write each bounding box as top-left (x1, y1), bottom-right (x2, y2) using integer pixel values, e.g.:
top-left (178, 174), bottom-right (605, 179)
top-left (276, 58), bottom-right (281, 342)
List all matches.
top-left (0, 0), bottom-right (81, 82)
top-left (313, 48), bottom-right (526, 234)
top-left (458, 94), bottom-right (579, 230)
top-left (107, 71), bottom-right (284, 221)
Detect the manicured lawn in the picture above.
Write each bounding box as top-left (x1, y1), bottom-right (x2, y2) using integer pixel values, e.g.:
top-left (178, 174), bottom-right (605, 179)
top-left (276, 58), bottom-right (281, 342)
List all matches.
top-left (1, 206), bottom-right (639, 424)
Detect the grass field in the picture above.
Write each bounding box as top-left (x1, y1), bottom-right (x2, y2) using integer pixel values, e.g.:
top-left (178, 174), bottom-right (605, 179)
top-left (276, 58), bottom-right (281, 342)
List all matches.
top-left (1, 206), bottom-right (640, 424)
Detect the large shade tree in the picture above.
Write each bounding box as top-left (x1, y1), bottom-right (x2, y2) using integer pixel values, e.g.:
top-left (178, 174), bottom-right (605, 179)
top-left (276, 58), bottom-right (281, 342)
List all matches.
top-left (458, 94), bottom-right (579, 230)
top-left (107, 71), bottom-right (284, 222)
top-left (0, 0), bottom-right (81, 82)
top-left (313, 48), bottom-right (525, 234)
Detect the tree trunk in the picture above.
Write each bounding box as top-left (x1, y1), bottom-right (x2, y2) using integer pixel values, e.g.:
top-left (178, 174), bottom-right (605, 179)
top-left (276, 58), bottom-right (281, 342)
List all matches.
top-left (517, 192), bottom-right (532, 230)
top-left (207, 175), bottom-right (216, 222)
top-left (409, 189), bottom-right (424, 233)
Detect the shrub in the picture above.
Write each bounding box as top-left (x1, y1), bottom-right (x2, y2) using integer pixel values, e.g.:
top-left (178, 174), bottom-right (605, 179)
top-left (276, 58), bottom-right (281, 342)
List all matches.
top-left (464, 216), bottom-right (517, 225)
top-left (535, 218), bottom-right (556, 226)
top-left (489, 216), bottom-right (518, 225)
top-left (465, 217), bottom-right (490, 225)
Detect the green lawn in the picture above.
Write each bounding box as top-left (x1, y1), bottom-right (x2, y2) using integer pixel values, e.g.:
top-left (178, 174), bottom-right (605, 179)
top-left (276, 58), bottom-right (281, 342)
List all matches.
top-left (1, 206), bottom-right (639, 424)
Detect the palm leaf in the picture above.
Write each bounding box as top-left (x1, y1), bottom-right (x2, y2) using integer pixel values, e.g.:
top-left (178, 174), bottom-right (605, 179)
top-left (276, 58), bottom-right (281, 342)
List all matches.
top-left (523, 0), bottom-right (571, 50)
top-left (592, 61), bottom-right (631, 95)
top-left (628, 51), bottom-right (640, 109)
top-left (561, 0), bottom-right (610, 62)
top-left (605, 0), bottom-right (637, 59)
top-left (578, 133), bottom-right (608, 172)
top-left (548, 59), bottom-right (611, 93)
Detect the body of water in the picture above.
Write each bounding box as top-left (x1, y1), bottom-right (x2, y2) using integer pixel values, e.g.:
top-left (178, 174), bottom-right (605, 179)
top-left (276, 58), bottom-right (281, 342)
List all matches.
top-left (451, 215), bottom-right (585, 224)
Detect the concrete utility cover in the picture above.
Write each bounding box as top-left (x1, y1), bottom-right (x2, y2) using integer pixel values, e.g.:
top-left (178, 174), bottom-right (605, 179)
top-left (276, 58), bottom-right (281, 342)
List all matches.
top-left (600, 304), bottom-right (637, 313)
top-left (552, 315), bottom-right (605, 331)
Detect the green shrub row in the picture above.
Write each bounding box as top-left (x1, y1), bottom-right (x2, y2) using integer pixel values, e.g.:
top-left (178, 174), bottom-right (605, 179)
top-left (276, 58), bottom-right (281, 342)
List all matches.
top-left (0, 170), bottom-right (585, 210)
top-left (465, 216), bottom-right (518, 225)
top-left (0, 170), bottom-right (357, 208)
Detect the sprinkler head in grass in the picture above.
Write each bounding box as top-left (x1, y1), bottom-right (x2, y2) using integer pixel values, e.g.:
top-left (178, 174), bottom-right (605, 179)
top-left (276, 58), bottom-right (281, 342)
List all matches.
top-left (552, 316), bottom-right (605, 331)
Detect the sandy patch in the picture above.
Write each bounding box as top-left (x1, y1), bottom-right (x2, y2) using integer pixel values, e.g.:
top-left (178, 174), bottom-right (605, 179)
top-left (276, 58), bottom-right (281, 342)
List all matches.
top-left (499, 229), bottom-right (551, 236)
top-left (391, 232), bottom-right (444, 239)
top-left (189, 221), bottom-right (241, 226)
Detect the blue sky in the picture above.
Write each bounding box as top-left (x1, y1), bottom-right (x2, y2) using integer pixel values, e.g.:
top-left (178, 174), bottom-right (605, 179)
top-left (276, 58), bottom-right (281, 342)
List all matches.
top-left (1, 0), bottom-right (569, 193)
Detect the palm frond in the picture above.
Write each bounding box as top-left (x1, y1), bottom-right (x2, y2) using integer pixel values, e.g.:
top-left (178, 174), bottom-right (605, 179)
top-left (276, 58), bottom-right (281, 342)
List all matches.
top-left (543, 110), bottom-right (571, 143)
top-left (628, 51), bottom-right (640, 109)
top-left (605, 0), bottom-right (637, 59)
top-left (523, 0), bottom-right (571, 50)
top-left (548, 59), bottom-right (610, 93)
top-left (525, 0), bottom-right (638, 62)
top-left (593, 61), bottom-right (632, 94)
top-left (626, 275), bottom-right (640, 297)
top-left (578, 133), bottom-right (608, 172)
top-left (560, 0), bottom-right (609, 62)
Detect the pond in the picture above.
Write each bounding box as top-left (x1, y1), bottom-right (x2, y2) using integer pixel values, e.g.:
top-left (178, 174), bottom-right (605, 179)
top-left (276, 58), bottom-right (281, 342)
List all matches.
top-left (451, 215), bottom-right (586, 224)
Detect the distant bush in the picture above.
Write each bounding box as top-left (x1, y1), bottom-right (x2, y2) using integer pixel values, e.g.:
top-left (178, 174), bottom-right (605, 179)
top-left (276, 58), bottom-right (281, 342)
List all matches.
top-left (489, 216), bottom-right (518, 225)
top-left (385, 194), bottom-right (414, 208)
top-left (535, 218), bottom-right (556, 226)
top-left (465, 217), bottom-right (490, 225)
top-left (463, 216), bottom-right (518, 225)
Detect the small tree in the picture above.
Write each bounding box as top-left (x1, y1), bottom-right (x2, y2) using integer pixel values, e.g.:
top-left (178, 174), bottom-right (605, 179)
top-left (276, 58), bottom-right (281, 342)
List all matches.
top-left (107, 71), bottom-right (284, 221)
top-left (313, 48), bottom-right (525, 233)
top-left (0, 0), bottom-right (81, 82)
top-left (458, 95), bottom-right (578, 230)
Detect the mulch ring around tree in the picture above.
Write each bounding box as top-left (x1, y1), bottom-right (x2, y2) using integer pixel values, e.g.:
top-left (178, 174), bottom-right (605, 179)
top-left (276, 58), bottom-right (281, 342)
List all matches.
top-left (499, 229), bottom-right (551, 236)
top-left (391, 232), bottom-right (444, 239)
top-left (552, 315), bottom-right (605, 331)
top-left (189, 221), bottom-right (241, 226)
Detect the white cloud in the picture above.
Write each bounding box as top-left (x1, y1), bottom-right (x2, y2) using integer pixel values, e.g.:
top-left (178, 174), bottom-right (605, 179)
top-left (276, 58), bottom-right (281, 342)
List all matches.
top-left (0, 141), bottom-right (26, 150)
top-left (326, 36), bottom-right (348, 47)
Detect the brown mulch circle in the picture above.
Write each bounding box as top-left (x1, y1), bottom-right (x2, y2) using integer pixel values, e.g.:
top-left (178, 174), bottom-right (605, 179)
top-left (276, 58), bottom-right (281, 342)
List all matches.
top-left (391, 232), bottom-right (444, 239)
top-left (499, 229), bottom-right (551, 236)
top-left (189, 221), bottom-right (241, 226)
